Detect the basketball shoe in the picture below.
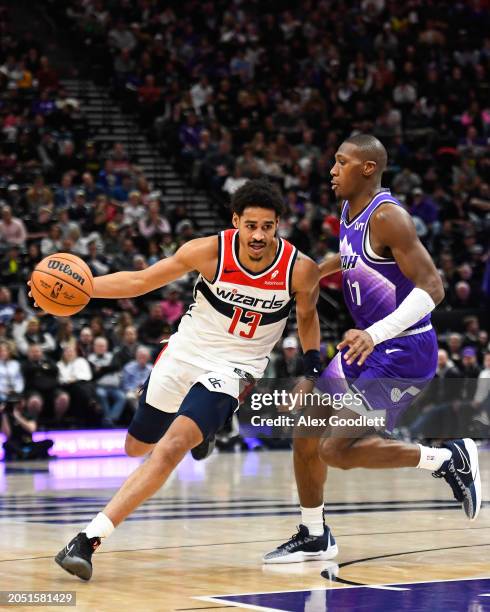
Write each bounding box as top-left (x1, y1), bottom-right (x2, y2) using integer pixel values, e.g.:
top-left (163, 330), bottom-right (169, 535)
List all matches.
top-left (55, 532), bottom-right (100, 581)
top-left (263, 524), bottom-right (338, 564)
top-left (432, 438), bottom-right (481, 521)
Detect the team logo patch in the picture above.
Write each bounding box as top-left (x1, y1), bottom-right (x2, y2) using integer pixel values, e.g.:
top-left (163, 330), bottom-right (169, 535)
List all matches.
top-left (391, 386), bottom-right (420, 403)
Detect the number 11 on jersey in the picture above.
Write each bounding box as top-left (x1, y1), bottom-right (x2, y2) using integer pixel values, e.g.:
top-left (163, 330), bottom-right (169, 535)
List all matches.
top-left (347, 279), bottom-right (362, 305)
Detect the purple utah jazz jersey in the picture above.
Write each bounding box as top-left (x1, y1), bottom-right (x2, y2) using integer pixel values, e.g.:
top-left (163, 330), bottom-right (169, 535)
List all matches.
top-left (339, 189), bottom-right (431, 331)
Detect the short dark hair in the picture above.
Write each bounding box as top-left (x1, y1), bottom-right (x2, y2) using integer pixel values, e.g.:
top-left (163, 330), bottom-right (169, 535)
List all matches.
top-left (342, 133), bottom-right (388, 174)
top-left (231, 179), bottom-right (285, 217)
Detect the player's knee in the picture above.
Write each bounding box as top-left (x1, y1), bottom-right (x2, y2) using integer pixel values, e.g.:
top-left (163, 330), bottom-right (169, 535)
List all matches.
top-left (319, 439), bottom-right (352, 470)
top-left (153, 435), bottom-right (191, 468)
top-left (124, 435), bottom-right (153, 457)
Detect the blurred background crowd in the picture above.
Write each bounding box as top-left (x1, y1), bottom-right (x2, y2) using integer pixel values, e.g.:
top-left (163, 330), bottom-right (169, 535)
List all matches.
top-left (0, 0), bottom-right (488, 456)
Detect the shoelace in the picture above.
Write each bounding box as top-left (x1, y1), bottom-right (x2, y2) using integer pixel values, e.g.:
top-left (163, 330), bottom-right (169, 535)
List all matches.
top-left (278, 526), bottom-right (304, 550)
top-left (278, 526), bottom-right (313, 551)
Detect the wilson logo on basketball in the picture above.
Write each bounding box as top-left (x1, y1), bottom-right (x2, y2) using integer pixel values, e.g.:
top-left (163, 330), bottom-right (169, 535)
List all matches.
top-left (47, 260), bottom-right (86, 285)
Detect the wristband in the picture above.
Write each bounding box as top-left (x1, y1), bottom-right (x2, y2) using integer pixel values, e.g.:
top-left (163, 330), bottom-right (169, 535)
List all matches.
top-left (303, 349), bottom-right (321, 380)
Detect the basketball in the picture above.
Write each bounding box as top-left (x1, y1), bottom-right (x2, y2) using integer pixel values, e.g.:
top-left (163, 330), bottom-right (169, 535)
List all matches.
top-left (30, 253), bottom-right (94, 317)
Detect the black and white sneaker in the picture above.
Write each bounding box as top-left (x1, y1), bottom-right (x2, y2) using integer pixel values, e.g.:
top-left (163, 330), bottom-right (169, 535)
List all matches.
top-left (191, 436), bottom-right (216, 461)
top-left (55, 532), bottom-right (101, 581)
top-left (262, 524), bottom-right (338, 564)
top-left (433, 438), bottom-right (481, 521)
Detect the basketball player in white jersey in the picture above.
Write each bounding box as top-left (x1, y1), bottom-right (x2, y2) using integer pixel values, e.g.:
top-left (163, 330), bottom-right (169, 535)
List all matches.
top-left (53, 179), bottom-right (323, 581)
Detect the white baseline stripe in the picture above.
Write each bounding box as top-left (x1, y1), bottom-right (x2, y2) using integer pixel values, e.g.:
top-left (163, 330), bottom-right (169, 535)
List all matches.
top-left (367, 586), bottom-right (409, 591)
top-left (196, 596), bottom-right (282, 612)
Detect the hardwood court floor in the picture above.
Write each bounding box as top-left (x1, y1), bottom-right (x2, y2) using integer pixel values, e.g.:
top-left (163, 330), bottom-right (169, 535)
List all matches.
top-left (0, 449), bottom-right (489, 612)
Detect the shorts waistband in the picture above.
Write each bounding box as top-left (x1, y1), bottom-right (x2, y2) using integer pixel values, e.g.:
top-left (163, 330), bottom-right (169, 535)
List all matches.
top-left (397, 323), bottom-right (433, 338)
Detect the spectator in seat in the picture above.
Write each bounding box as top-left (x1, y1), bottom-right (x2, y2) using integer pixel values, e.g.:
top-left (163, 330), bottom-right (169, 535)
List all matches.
top-left (26, 175), bottom-right (54, 213)
top-left (0, 205), bottom-right (27, 249)
top-left (139, 303), bottom-right (171, 352)
top-left (445, 333), bottom-right (464, 369)
top-left (22, 344), bottom-right (68, 424)
top-left (275, 336), bottom-right (305, 378)
top-left (112, 325), bottom-right (139, 370)
top-left (86, 239), bottom-right (110, 277)
top-left (138, 200), bottom-right (172, 240)
top-left (473, 352), bottom-right (490, 421)
top-left (88, 337), bottom-right (125, 427)
top-left (449, 280), bottom-right (478, 309)
top-left (123, 190), bottom-right (146, 226)
top-left (37, 56), bottom-right (59, 91)
top-left (112, 238), bottom-right (138, 272)
top-left (77, 327), bottom-right (94, 359)
top-left (40, 223), bottom-right (63, 256)
top-left (477, 331), bottom-right (489, 365)
top-left (160, 287), bottom-right (184, 329)
top-left (17, 317), bottom-right (56, 357)
top-left (0, 287), bottom-right (15, 326)
top-left (55, 173), bottom-right (77, 208)
top-left (57, 345), bottom-right (98, 425)
top-left (1, 399), bottom-right (53, 461)
top-left (460, 347), bottom-right (482, 401)
top-left (0, 342), bottom-right (23, 404)
top-left (11, 307), bottom-right (27, 346)
top-left (121, 346), bottom-right (153, 409)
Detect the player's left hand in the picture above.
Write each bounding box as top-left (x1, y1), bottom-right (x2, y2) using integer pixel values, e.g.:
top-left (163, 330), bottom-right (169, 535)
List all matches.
top-left (337, 329), bottom-right (374, 366)
top-left (26, 280), bottom-right (38, 308)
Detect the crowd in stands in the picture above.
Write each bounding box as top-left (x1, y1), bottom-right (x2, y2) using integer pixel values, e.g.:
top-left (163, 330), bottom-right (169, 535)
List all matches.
top-left (0, 1), bottom-right (488, 449)
top-left (53, 0), bottom-right (489, 304)
top-left (0, 3), bottom-right (194, 444)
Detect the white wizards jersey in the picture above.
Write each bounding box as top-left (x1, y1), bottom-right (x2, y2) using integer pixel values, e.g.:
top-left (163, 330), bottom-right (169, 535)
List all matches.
top-left (164, 229), bottom-right (298, 379)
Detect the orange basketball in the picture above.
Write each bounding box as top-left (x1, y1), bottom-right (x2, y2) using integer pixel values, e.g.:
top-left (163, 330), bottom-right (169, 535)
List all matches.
top-left (30, 253), bottom-right (94, 316)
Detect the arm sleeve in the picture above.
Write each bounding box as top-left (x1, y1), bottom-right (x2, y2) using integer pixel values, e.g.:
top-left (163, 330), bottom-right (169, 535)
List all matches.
top-left (365, 287), bottom-right (436, 345)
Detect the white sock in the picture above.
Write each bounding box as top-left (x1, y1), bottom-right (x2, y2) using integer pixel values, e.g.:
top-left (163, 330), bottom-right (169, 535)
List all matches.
top-left (83, 512), bottom-right (115, 539)
top-left (300, 504), bottom-right (324, 536)
top-left (416, 444), bottom-right (451, 471)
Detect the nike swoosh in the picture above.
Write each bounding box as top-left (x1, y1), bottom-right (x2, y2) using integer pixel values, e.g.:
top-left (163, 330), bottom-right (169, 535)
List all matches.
top-left (223, 268), bottom-right (238, 274)
top-left (385, 348), bottom-right (402, 354)
top-left (66, 543), bottom-right (74, 555)
top-left (455, 444), bottom-right (471, 475)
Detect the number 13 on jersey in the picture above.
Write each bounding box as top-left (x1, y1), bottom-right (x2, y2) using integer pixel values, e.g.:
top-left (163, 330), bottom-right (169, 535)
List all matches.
top-left (228, 306), bottom-right (262, 338)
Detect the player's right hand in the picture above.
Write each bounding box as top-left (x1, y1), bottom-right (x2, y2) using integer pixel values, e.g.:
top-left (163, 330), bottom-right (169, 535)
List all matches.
top-left (337, 329), bottom-right (374, 366)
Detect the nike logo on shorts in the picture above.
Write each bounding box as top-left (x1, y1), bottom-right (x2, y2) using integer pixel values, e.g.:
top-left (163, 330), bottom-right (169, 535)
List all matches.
top-left (385, 348), bottom-right (402, 354)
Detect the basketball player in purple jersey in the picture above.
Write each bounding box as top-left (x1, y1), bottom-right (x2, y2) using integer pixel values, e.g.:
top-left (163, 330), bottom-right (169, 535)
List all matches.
top-left (264, 134), bottom-right (481, 563)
